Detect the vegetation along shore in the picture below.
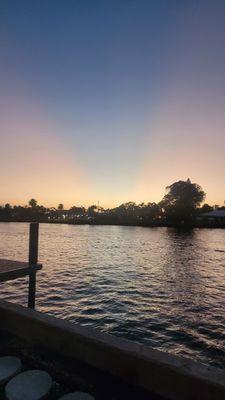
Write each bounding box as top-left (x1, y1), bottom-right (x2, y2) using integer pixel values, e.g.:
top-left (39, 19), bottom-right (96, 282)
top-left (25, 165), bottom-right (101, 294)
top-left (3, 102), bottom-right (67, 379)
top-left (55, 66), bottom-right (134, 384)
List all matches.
top-left (1, 179), bottom-right (225, 228)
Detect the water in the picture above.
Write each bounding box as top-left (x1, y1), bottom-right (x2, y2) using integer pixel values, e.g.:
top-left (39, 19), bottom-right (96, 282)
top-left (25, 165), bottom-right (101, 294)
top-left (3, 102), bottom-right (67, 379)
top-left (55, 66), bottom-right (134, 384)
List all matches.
top-left (0, 222), bottom-right (225, 368)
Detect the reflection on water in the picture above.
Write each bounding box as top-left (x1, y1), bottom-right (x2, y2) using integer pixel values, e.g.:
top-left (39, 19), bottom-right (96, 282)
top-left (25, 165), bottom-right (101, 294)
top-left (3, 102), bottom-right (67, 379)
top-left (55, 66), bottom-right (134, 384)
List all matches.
top-left (0, 223), bottom-right (225, 368)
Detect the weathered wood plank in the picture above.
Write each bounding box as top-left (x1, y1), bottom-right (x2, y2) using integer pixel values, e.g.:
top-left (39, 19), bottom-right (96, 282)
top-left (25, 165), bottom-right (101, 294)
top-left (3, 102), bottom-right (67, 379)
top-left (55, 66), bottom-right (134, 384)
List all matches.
top-left (0, 259), bottom-right (42, 283)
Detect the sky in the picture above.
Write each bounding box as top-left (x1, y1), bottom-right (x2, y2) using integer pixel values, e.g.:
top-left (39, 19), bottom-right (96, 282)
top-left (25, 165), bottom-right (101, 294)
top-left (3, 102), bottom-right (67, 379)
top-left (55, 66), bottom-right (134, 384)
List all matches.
top-left (0, 0), bottom-right (225, 208)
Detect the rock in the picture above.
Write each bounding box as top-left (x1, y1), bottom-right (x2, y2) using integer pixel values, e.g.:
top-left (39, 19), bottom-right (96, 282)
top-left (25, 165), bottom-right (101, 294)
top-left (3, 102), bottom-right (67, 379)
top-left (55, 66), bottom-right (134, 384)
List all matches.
top-left (5, 370), bottom-right (52, 400)
top-left (59, 392), bottom-right (95, 400)
top-left (0, 356), bottom-right (22, 384)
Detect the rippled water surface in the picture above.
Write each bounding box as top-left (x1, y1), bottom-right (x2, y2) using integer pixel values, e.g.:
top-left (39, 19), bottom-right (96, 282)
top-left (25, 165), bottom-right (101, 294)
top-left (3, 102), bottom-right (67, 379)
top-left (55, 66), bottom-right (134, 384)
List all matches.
top-left (1, 223), bottom-right (225, 368)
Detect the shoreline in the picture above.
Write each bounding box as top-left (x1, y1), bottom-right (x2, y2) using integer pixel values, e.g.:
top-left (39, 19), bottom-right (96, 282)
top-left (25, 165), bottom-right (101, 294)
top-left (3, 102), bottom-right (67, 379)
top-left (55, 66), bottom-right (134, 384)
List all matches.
top-left (0, 220), bottom-right (225, 229)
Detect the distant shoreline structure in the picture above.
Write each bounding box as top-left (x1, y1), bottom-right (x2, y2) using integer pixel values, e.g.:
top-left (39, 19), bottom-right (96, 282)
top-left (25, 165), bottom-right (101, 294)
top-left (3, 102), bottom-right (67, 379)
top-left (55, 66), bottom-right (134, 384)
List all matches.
top-left (1, 180), bottom-right (224, 228)
top-left (0, 218), bottom-right (225, 229)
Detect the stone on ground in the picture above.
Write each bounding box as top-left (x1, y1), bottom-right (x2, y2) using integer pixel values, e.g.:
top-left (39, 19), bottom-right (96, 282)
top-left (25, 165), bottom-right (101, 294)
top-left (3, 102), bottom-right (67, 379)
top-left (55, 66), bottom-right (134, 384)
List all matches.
top-left (0, 356), bottom-right (22, 384)
top-left (59, 392), bottom-right (95, 400)
top-left (5, 370), bottom-right (52, 400)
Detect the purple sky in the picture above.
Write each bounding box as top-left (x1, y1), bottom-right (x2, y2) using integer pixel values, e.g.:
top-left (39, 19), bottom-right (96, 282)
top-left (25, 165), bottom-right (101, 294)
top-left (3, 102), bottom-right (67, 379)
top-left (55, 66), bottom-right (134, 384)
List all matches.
top-left (1, 1), bottom-right (225, 207)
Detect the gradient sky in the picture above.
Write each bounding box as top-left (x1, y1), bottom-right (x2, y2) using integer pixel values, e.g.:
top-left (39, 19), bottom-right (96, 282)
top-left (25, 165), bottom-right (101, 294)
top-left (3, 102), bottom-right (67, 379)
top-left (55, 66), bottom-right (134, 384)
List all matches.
top-left (1, 0), bottom-right (225, 208)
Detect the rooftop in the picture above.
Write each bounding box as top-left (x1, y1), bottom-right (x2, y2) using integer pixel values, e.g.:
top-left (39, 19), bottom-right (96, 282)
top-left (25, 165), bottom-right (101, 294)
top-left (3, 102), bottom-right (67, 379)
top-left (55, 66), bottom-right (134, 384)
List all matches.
top-left (201, 210), bottom-right (225, 218)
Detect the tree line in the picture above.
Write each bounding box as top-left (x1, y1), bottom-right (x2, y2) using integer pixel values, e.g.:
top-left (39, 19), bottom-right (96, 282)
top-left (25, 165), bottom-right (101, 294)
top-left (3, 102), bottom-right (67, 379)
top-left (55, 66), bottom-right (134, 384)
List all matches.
top-left (0, 179), bottom-right (224, 227)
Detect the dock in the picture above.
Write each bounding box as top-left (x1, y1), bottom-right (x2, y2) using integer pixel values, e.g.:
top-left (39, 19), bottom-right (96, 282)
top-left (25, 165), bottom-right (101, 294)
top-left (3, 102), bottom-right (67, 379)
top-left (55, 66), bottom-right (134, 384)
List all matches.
top-left (0, 259), bottom-right (42, 283)
top-left (0, 223), bottom-right (42, 308)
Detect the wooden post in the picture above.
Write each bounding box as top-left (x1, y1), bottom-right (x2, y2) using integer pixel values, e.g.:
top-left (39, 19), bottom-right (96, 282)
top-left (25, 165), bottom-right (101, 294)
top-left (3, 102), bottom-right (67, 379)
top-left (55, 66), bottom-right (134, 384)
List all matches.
top-left (28, 223), bottom-right (39, 309)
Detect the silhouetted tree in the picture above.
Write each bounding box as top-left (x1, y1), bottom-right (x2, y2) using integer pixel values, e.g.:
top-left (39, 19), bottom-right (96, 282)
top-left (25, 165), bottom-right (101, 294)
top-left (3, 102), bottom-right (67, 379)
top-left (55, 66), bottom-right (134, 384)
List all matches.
top-left (142, 203), bottom-right (160, 220)
top-left (200, 204), bottom-right (213, 213)
top-left (58, 203), bottom-right (64, 210)
top-left (69, 206), bottom-right (86, 216)
top-left (28, 198), bottom-right (37, 208)
top-left (3, 203), bottom-right (12, 220)
top-left (87, 205), bottom-right (98, 217)
top-left (161, 179), bottom-right (205, 225)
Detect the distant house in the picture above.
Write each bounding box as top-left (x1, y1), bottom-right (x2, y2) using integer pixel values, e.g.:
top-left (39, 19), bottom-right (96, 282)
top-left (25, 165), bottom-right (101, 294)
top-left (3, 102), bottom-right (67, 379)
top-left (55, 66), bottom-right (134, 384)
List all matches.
top-left (198, 210), bottom-right (225, 227)
top-left (201, 210), bottom-right (225, 218)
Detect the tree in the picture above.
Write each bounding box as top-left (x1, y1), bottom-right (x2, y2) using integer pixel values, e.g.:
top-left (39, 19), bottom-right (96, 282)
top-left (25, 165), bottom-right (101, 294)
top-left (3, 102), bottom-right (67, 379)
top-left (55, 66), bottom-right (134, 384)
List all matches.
top-left (200, 203), bottom-right (213, 213)
top-left (3, 203), bottom-right (12, 220)
top-left (144, 203), bottom-right (160, 220)
top-left (161, 179), bottom-right (205, 225)
top-left (87, 205), bottom-right (98, 217)
top-left (28, 198), bottom-right (37, 208)
top-left (58, 203), bottom-right (64, 210)
top-left (69, 206), bottom-right (86, 217)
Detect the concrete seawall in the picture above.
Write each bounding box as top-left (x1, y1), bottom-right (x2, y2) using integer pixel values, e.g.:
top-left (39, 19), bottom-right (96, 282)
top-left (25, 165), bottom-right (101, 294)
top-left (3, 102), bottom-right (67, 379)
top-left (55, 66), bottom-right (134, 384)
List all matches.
top-left (1, 299), bottom-right (225, 400)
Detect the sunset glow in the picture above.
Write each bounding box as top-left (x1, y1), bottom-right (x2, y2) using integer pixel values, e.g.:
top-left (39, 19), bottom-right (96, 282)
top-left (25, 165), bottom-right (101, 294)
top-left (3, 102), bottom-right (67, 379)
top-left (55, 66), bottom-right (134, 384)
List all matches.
top-left (1, 1), bottom-right (225, 207)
